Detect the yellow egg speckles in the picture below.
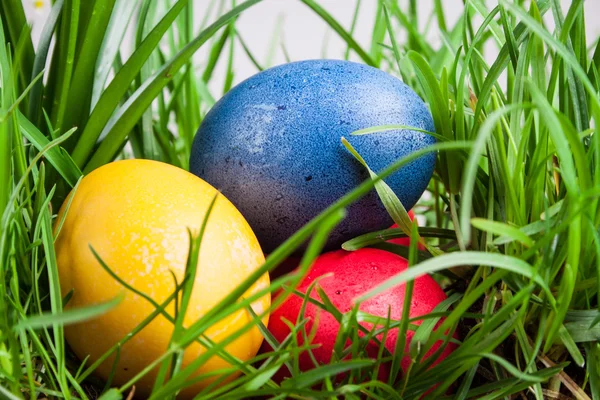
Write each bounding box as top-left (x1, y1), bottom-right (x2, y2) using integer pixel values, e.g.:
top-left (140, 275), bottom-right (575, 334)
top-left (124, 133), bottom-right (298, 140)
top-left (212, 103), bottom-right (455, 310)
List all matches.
top-left (54, 159), bottom-right (270, 398)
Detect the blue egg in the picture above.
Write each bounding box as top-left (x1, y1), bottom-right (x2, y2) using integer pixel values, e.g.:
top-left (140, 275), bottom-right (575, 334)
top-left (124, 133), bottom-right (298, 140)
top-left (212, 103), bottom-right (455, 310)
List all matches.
top-left (190, 59), bottom-right (436, 253)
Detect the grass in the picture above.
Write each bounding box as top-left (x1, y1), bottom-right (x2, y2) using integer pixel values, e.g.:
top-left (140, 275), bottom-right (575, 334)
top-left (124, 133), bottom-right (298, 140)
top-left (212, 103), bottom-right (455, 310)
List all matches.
top-left (1, 0), bottom-right (600, 398)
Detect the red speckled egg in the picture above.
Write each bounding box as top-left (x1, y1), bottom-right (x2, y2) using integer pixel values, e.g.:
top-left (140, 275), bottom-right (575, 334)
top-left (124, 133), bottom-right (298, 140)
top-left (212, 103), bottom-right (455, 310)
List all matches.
top-left (265, 248), bottom-right (456, 383)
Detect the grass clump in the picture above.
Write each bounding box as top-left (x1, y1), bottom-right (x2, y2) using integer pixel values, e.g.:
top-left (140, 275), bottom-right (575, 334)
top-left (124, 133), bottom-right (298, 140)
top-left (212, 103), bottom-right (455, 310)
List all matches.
top-left (0, 0), bottom-right (599, 398)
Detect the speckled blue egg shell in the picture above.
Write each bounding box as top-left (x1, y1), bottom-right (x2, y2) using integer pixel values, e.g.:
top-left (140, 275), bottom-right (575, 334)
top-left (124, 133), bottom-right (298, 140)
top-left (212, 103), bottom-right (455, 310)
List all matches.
top-left (190, 59), bottom-right (436, 253)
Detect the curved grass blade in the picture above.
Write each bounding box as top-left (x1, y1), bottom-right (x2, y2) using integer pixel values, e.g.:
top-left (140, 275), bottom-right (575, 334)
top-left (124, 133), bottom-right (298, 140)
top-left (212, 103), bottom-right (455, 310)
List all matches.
top-left (17, 111), bottom-right (82, 188)
top-left (470, 218), bottom-right (534, 247)
top-left (341, 138), bottom-right (415, 241)
top-left (342, 227), bottom-right (456, 251)
top-left (355, 252), bottom-right (550, 304)
top-left (14, 294), bottom-right (123, 331)
top-left (351, 124), bottom-right (445, 142)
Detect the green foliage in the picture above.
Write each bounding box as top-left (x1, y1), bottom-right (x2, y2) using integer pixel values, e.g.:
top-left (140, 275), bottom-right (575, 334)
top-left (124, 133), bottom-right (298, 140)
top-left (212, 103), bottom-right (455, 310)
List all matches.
top-left (0, 0), bottom-right (599, 398)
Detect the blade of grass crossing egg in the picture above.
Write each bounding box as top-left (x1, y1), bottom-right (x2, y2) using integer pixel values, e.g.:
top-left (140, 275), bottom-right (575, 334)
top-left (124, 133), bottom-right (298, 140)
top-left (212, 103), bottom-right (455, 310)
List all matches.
top-left (341, 137), bottom-right (432, 253)
top-left (342, 227), bottom-right (456, 252)
top-left (407, 293), bottom-right (462, 377)
top-left (390, 221), bottom-right (418, 387)
top-left (351, 124), bottom-right (444, 142)
top-left (14, 293), bottom-right (123, 331)
top-left (354, 255), bottom-right (549, 304)
top-left (151, 193), bottom-right (218, 393)
top-left (77, 269), bottom-right (193, 383)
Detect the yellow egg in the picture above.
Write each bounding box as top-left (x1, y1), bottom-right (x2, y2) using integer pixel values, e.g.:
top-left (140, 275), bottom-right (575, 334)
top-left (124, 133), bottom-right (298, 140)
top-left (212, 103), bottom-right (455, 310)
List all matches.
top-left (54, 159), bottom-right (270, 398)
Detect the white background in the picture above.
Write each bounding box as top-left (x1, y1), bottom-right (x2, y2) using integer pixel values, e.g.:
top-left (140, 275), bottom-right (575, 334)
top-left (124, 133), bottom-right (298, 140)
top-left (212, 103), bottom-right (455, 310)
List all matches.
top-left (22, 0), bottom-right (600, 94)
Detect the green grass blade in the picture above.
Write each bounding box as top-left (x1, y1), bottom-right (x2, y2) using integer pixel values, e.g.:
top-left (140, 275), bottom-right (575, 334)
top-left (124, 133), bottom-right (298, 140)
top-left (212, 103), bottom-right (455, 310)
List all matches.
top-left (17, 111), bottom-right (82, 187)
top-left (368, 2), bottom-right (386, 67)
top-left (203, 24), bottom-right (235, 82)
top-left (0, 26), bottom-right (14, 219)
top-left (50, 0), bottom-right (80, 132)
top-left (342, 227), bottom-right (456, 251)
top-left (27, 0), bottom-right (64, 123)
top-left (341, 138), bottom-right (412, 238)
top-left (351, 124), bottom-right (444, 141)
top-left (356, 252), bottom-right (550, 304)
top-left (91, 0), bottom-right (140, 109)
top-left (14, 294), bottom-right (123, 331)
top-left (587, 343), bottom-right (600, 399)
top-left (471, 218), bottom-right (534, 247)
top-left (280, 360), bottom-right (375, 389)
top-left (62, 0), bottom-right (117, 131)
